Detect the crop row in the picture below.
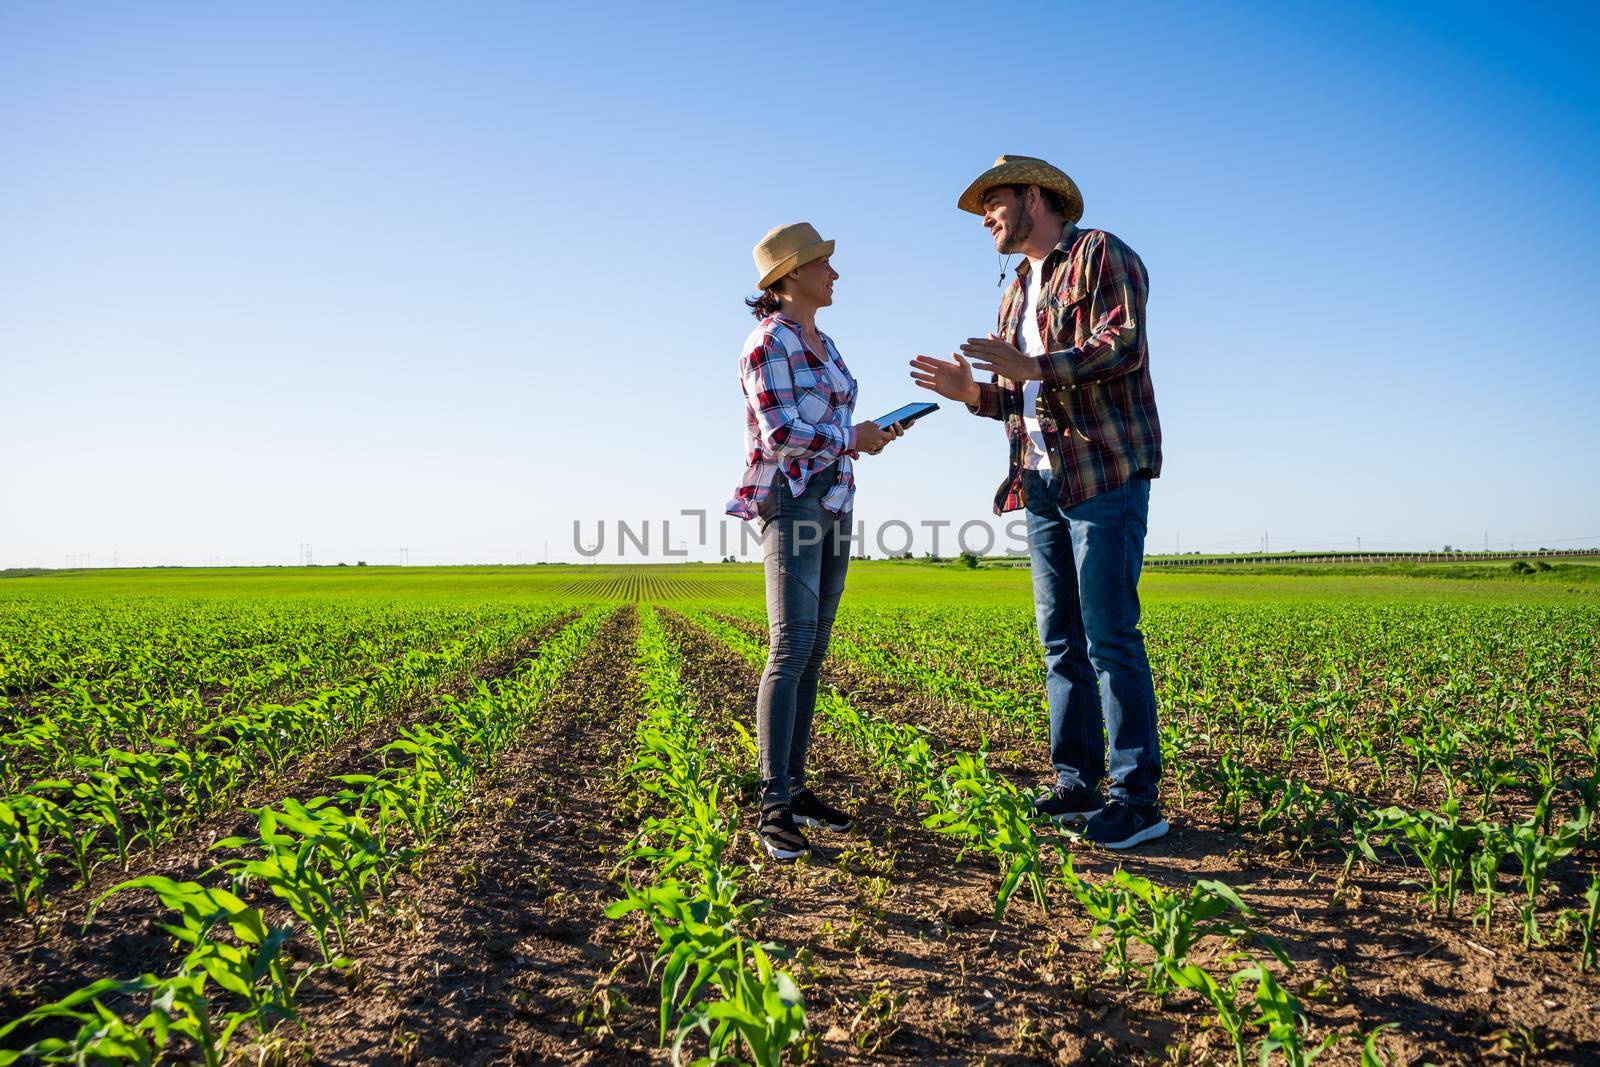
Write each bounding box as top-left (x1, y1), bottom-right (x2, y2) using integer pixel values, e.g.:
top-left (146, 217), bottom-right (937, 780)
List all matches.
top-left (1194, 756), bottom-right (1599, 959)
top-left (0, 597), bottom-right (479, 715)
top-left (0, 607), bottom-right (565, 915)
top-left (0, 597), bottom-right (331, 699)
top-left (1, 606), bottom-right (530, 785)
top-left (0, 607), bottom-right (608, 1065)
top-left (607, 606), bottom-right (807, 1065)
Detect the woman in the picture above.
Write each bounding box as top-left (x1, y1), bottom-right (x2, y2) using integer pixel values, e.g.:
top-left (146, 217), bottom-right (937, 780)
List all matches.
top-left (726, 222), bottom-right (905, 860)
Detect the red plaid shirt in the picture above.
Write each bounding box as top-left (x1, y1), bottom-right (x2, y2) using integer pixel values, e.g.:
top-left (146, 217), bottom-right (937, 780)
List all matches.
top-left (727, 312), bottom-right (858, 520)
top-left (969, 226), bottom-right (1162, 513)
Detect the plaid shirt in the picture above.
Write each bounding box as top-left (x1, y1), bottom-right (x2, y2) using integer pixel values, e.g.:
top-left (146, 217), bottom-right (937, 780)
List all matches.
top-left (969, 226), bottom-right (1162, 514)
top-left (727, 312), bottom-right (858, 520)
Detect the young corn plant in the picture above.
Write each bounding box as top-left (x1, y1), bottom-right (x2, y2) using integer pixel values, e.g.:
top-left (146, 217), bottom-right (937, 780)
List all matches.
top-left (214, 797), bottom-right (392, 965)
top-left (1213, 754), bottom-right (1252, 829)
top-left (1127, 874), bottom-right (1289, 1001)
top-left (1164, 957), bottom-right (1254, 1067)
top-left (815, 690), bottom-right (938, 811)
top-left (1465, 753), bottom-right (1520, 818)
top-left (675, 938), bottom-right (807, 1067)
top-left (0, 794), bottom-right (62, 913)
top-left (608, 870), bottom-right (805, 1063)
top-left (1063, 858), bottom-right (1141, 981)
top-left (0, 974), bottom-right (204, 1067)
top-left (1367, 802), bottom-right (1482, 917)
top-left (51, 766), bottom-right (131, 880)
top-left (1509, 813), bottom-right (1588, 946)
top-left (98, 876), bottom-right (299, 1037)
top-left (1066, 862), bottom-right (1288, 1001)
top-left (1249, 963), bottom-right (1340, 1067)
top-left (922, 751), bottom-right (1051, 919)
top-left (608, 872), bottom-right (752, 1041)
top-left (1573, 871), bottom-right (1599, 972)
top-left (1470, 823), bottom-right (1510, 934)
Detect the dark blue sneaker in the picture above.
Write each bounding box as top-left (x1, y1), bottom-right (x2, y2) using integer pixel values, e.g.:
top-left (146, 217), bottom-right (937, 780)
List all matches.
top-left (1032, 784), bottom-right (1104, 825)
top-left (1075, 800), bottom-right (1169, 849)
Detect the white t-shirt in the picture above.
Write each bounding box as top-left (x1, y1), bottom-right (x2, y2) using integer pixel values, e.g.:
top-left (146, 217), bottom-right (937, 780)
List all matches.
top-left (1019, 257), bottom-right (1050, 470)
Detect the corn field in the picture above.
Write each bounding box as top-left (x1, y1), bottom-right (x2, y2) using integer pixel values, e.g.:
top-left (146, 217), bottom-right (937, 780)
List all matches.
top-left (1, 563), bottom-right (1597, 1065)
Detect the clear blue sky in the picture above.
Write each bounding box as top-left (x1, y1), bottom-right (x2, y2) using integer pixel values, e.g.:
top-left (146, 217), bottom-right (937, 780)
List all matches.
top-left (2, 1), bottom-right (1596, 567)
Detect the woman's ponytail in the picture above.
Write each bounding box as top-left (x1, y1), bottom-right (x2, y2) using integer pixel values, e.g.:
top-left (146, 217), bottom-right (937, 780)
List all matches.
top-left (744, 285), bottom-right (783, 318)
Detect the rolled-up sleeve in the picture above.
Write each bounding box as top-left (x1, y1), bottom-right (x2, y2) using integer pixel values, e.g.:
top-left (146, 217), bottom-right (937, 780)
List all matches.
top-left (967, 381), bottom-right (1007, 421)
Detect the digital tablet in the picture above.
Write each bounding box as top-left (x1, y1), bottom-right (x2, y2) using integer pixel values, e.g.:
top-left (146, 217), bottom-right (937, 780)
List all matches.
top-left (874, 401), bottom-right (940, 429)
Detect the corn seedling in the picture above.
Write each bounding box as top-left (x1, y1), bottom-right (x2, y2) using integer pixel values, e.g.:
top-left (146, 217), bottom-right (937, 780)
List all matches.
top-left (1509, 813), bottom-right (1587, 946)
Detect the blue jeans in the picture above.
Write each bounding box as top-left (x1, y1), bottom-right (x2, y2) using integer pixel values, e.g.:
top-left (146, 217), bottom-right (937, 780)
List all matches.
top-left (1023, 468), bottom-right (1162, 808)
top-left (755, 465), bottom-right (851, 807)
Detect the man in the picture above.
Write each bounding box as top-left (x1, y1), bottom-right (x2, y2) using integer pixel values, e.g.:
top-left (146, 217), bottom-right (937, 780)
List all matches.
top-left (910, 154), bottom-right (1166, 849)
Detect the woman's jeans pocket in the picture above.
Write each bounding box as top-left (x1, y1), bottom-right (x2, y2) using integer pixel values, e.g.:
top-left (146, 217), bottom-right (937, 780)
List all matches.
top-left (756, 467), bottom-right (836, 561)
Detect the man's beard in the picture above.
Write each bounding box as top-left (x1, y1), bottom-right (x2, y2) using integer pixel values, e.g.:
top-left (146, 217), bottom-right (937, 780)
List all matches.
top-left (996, 209), bottom-right (1034, 254)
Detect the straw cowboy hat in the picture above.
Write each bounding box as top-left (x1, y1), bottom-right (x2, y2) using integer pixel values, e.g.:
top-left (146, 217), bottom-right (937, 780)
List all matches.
top-left (958, 154), bottom-right (1084, 224)
top-left (753, 222), bottom-right (835, 291)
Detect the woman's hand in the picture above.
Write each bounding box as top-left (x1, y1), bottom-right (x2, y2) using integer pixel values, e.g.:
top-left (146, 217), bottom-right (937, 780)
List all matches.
top-left (854, 420), bottom-right (906, 456)
top-left (909, 351), bottom-right (981, 404)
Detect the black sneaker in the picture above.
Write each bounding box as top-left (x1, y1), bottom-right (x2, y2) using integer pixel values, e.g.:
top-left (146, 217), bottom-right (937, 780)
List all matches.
top-left (1074, 800), bottom-right (1169, 849)
top-left (1032, 784), bottom-right (1104, 825)
top-left (758, 805), bottom-right (810, 860)
top-left (790, 788), bottom-right (854, 832)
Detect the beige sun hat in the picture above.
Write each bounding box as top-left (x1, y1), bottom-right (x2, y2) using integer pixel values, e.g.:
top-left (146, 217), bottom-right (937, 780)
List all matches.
top-left (958, 154), bottom-right (1084, 223)
top-left (753, 222), bottom-right (835, 290)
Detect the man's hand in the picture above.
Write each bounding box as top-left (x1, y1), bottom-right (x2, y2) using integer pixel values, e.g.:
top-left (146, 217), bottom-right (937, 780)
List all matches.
top-left (960, 333), bottom-right (1043, 382)
top-left (909, 352), bottom-right (980, 405)
top-left (854, 420), bottom-right (906, 456)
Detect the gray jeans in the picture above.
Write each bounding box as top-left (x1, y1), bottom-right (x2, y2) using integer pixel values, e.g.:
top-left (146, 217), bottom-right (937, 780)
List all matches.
top-left (755, 465), bottom-right (851, 807)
